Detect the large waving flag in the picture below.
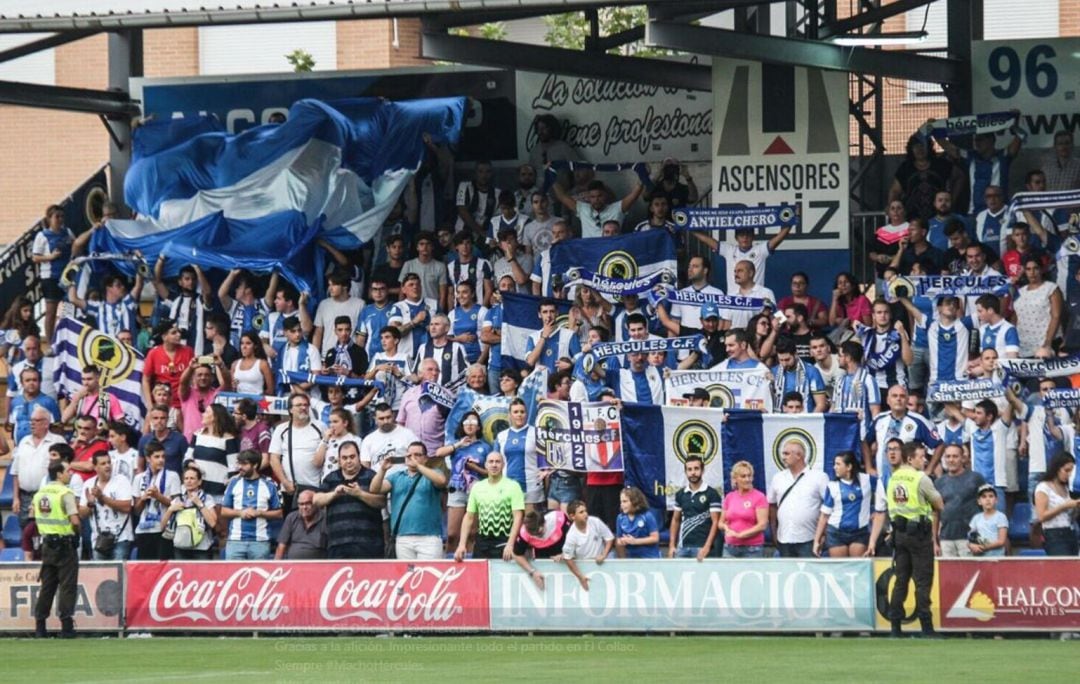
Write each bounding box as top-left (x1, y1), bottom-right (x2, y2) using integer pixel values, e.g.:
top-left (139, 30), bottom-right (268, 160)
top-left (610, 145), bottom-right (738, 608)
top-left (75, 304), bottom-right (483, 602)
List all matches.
top-left (93, 97), bottom-right (465, 294)
top-left (53, 316), bottom-right (145, 428)
top-left (545, 231), bottom-right (677, 300)
top-left (623, 407), bottom-right (860, 509)
top-left (500, 292), bottom-right (575, 374)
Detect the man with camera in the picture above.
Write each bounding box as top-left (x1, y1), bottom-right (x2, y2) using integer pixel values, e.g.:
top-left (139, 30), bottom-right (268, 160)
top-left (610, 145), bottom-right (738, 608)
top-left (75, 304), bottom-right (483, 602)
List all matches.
top-left (78, 452), bottom-right (134, 561)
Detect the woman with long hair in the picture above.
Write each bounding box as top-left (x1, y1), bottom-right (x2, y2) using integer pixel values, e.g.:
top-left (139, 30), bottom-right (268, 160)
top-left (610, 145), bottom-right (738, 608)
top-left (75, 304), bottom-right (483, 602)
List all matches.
top-left (1, 295), bottom-right (40, 363)
top-left (571, 284), bottom-right (613, 348)
top-left (615, 486), bottom-right (660, 559)
top-left (314, 407), bottom-right (360, 481)
top-left (162, 463), bottom-right (219, 560)
top-left (829, 271), bottom-right (872, 330)
top-left (721, 460), bottom-right (768, 558)
top-left (230, 329), bottom-right (275, 395)
top-left (436, 409), bottom-right (492, 554)
top-left (189, 403), bottom-right (239, 498)
top-left (1034, 453), bottom-right (1080, 556)
top-left (813, 451), bottom-right (874, 557)
top-left (747, 313), bottom-right (778, 365)
top-left (889, 132), bottom-right (956, 221)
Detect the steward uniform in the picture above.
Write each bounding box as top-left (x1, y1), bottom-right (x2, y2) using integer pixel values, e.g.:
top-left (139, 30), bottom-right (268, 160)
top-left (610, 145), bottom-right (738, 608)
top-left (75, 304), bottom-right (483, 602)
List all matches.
top-left (32, 480), bottom-right (80, 637)
top-left (885, 464), bottom-right (942, 636)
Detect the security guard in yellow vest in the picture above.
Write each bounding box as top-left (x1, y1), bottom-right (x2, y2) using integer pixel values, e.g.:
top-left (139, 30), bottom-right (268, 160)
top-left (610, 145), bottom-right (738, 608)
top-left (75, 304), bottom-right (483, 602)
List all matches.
top-left (31, 460), bottom-right (81, 639)
top-left (885, 441), bottom-right (943, 638)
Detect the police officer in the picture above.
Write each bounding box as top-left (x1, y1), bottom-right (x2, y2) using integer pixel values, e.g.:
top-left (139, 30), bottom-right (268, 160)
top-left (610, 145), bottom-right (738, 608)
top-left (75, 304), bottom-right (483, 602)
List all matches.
top-left (884, 441), bottom-right (943, 638)
top-left (32, 460), bottom-right (81, 638)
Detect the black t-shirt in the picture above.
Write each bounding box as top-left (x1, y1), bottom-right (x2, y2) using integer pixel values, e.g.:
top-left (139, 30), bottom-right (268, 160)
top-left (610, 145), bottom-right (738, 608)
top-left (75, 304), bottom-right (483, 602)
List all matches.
top-left (894, 157), bottom-right (955, 221)
top-left (786, 331), bottom-right (813, 361)
top-left (673, 485), bottom-right (722, 548)
top-left (320, 468), bottom-right (383, 548)
top-left (371, 263), bottom-right (403, 295)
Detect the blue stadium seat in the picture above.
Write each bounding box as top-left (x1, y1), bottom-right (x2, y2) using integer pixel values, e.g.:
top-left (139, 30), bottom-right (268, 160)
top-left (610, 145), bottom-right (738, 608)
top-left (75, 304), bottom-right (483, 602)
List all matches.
top-left (1019, 548), bottom-right (1046, 557)
top-left (0, 547), bottom-right (24, 561)
top-left (1008, 504), bottom-right (1032, 542)
top-left (0, 469), bottom-right (13, 509)
top-left (2, 515), bottom-right (21, 547)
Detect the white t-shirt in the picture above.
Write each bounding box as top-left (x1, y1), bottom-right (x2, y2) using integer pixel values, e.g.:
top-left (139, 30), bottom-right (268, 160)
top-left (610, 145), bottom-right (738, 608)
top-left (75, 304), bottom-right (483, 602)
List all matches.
top-left (562, 516), bottom-right (614, 560)
top-left (81, 475), bottom-right (135, 543)
top-left (269, 421), bottom-right (326, 488)
top-left (314, 296), bottom-right (365, 355)
top-left (133, 468), bottom-right (183, 534)
top-left (109, 447), bottom-right (139, 485)
top-left (359, 425), bottom-right (419, 471)
top-left (767, 468), bottom-right (829, 544)
top-left (725, 285), bottom-right (776, 330)
top-left (717, 240), bottom-right (771, 292)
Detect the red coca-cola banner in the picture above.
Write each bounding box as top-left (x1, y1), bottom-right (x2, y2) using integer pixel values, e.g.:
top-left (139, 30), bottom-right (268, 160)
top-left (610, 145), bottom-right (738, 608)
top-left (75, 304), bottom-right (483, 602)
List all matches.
top-left (126, 561), bottom-right (490, 631)
top-left (939, 559), bottom-right (1080, 631)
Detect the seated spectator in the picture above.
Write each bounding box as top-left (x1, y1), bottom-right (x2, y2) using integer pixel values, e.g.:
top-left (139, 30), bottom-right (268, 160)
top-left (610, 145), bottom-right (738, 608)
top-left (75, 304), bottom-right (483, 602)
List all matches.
top-left (829, 272), bottom-right (872, 331)
top-left (274, 489), bottom-right (327, 560)
top-left (614, 486), bottom-right (660, 559)
top-left (778, 272), bottom-right (828, 330)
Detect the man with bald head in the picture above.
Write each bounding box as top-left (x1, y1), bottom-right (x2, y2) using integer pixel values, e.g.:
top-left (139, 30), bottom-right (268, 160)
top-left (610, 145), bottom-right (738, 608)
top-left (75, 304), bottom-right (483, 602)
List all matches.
top-left (11, 405), bottom-right (66, 527)
top-left (767, 438), bottom-right (829, 558)
top-left (397, 358), bottom-right (448, 456)
top-left (867, 384), bottom-right (942, 479)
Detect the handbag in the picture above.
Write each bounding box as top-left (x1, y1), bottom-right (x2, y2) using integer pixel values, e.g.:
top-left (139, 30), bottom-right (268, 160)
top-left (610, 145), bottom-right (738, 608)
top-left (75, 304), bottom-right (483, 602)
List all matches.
top-left (385, 474), bottom-right (423, 559)
top-left (92, 497), bottom-right (128, 556)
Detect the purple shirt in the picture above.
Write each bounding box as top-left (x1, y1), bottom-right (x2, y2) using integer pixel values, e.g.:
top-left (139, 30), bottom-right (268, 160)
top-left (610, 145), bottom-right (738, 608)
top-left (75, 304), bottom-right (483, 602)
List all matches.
top-left (396, 385), bottom-right (447, 455)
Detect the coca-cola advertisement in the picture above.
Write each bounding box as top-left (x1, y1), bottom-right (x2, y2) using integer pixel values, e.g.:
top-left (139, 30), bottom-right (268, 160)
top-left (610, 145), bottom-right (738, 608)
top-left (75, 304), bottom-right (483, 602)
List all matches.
top-left (939, 559), bottom-right (1080, 631)
top-left (126, 561), bottom-right (490, 631)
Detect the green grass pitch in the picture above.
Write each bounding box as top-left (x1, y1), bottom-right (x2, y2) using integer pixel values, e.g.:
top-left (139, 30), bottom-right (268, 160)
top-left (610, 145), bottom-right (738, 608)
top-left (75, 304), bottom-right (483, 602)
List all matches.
top-left (7, 635), bottom-right (1070, 683)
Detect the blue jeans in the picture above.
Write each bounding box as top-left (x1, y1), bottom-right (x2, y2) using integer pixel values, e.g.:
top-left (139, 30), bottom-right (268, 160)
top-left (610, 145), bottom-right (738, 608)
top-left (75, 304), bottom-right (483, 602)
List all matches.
top-left (777, 541), bottom-right (815, 558)
top-left (724, 544), bottom-right (764, 558)
top-left (224, 540), bottom-right (271, 560)
top-left (676, 546), bottom-right (703, 559)
top-left (1042, 528), bottom-right (1079, 557)
top-left (92, 540), bottom-right (132, 562)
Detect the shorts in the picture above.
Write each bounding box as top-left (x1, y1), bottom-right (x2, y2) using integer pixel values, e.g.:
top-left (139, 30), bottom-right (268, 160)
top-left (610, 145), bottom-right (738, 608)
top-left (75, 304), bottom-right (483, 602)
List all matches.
top-left (525, 483), bottom-right (545, 505)
top-left (825, 525), bottom-right (870, 549)
top-left (41, 278), bottom-right (64, 301)
top-left (447, 488), bottom-right (469, 508)
top-left (546, 473), bottom-right (583, 504)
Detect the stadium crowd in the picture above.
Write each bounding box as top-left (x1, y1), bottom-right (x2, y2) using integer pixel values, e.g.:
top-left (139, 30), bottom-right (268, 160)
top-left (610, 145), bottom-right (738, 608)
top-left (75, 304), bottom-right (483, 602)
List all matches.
top-left (3, 114), bottom-right (1080, 572)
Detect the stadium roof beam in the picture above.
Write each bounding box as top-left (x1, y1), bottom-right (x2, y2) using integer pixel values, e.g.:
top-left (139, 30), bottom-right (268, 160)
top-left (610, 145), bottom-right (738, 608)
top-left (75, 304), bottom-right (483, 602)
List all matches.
top-left (819, 0), bottom-right (937, 39)
top-left (420, 29), bottom-right (711, 92)
top-left (584, 24), bottom-right (645, 52)
top-left (0, 79), bottom-right (138, 117)
top-left (0, 29), bottom-right (100, 63)
top-left (645, 19), bottom-right (962, 84)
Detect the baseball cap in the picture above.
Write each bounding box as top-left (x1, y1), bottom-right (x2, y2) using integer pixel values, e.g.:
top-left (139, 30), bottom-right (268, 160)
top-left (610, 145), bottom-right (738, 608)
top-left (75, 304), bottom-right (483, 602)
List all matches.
top-left (701, 303), bottom-right (721, 320)
top-left (976, 484), bottom-right (997, 497)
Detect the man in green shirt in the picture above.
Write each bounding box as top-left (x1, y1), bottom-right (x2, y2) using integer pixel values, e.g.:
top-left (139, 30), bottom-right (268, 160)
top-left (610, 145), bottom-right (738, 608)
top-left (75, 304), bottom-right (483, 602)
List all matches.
top-left (454, 451), bottom-right (524, 561)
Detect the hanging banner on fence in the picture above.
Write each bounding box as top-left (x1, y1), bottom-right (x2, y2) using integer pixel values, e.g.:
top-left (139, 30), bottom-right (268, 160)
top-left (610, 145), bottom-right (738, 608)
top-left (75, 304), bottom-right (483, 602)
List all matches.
top-left (534, 399), bottom-right (622, 473)
top-left (928, 378), bottom-right (1004, 403)
top-left (1043, 388), bottom-right (1080, 409)
top-left (872, 559), bottom-right (941, 633)
top-left (214, 392), bottom-right (290, 416)
top-left (939, 559), bottom-right (1080, 631)
top-left (516, 70), bottom-right (711, 162)
top-left (711, 61), bottom-right (849, 250)
top-left (912, 275), bottom-right (1009, 298)
top-left (488, 559), bottom-right (875, 631)
top-left (671, 204), bottom-right (799, 231)
top-left (125, 561), bottom-right (490, 631)
top-left (0, 562), bottom-right (123, 632)
top-left (664, 368), bottom-right (773, 410)
top-left (998, 354), bottom-right (1080, 379)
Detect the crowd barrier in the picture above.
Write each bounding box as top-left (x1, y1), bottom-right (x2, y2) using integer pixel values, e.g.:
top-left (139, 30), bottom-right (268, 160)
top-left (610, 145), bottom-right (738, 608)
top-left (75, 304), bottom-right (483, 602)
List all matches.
top-left (3, 558), bottom-right (1077, 634)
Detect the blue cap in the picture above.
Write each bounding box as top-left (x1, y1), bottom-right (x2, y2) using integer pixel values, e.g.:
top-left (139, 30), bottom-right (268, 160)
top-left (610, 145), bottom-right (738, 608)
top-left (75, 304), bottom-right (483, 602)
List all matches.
top-left (701, 303), bottom-right (721, 319)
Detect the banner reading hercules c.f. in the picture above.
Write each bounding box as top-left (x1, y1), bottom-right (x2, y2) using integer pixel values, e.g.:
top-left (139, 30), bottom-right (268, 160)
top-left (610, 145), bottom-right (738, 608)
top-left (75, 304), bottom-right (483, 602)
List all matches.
top-left (711, 62), bottom-right (849, 250)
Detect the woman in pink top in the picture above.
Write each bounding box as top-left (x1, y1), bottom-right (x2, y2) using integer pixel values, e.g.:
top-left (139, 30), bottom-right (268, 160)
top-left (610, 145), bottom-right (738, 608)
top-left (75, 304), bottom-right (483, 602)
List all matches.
top-left (828, 272), bottom-right (872, 331)
top-left (721, 460), bottom-right (768, 558)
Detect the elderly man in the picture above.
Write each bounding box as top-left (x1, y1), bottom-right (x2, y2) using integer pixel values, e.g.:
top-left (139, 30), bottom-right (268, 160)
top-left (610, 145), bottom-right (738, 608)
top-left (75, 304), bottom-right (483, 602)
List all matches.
top-left (11, 406), bottom-right (66, 527)
top-left (397, 358), bottom-right (448, 456)
top-left (767, 439), bottom-right (828, 558)
top-left (274, 489), bottom-right (327, 560)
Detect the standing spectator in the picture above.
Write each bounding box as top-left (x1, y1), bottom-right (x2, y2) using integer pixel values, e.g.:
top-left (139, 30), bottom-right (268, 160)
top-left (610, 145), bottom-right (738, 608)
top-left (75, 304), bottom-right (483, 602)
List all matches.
top-left (314, 408), bottom-right (360, 481)
top-left (939, 124), bottom-right (1024, 214)
top-left (454, 451), bottom-right (525, 561)
top-left (360, 403), bottom-right (418, 470)
top-left (530, 219), bottom-right (571, 297)
top-left (314, 441), bottom-right (386, 559)
top-left (1033, 453), bottom-right (1080, 556)
top-left (141, 320), bottom-right (195, 408)
top-left (935, 444), bottom-right (986, 557)
top-left (435, 410), bottom-right (491, 554)
top-left (889, 133), bottom-right (958, 221)
top-left (614, 486), bottom-right (660, 559)
top-left (388, 273), bottom-right (431, 358)
top-left (138, 404), bottom-right (188, 475)
top-left (69, 414), bottom-right (109, 476)
top-left (79, 452), bottom-right (134, 561)
top-left (400, 231), bottom-right (449, 313)
top-left (259, 276), bottom-right (310, 353)
top-left (200, 314), bottom-right (240, 372)
top-left (10, 406), bottom-right (66, 527)
top-left (771, 337), bottom-right (828, 413)
top-left (106, 421), bottom-right (139, 485)
top-left (813, 451), bottom-right (873, 557)
top-left (559, 499), bottom-right (614, 591)
top-left (220, 450), bottom-right (282, 560)
top-left (649, 158), bottom-right (699, 210)
top-left (448, 231), bottom-right (494, 310)
top-left (767, 439), bottom-right (828, 558)
top-left (692, 223), bottom-right (792, 292)
top-left (551, 176), bottom-right (645, 239)
top-left (365, 327), bottom-right (411, 412)
top-left (371, 441), bottom-right (447, 560)
top-left (831, 340), bottom-right (882, 439)
top-left (495, 398), bottom-right (542, 511)
top-left (31, 205), bottom-right (75, 341)
top-left (513, 163), bottom-right (540, 217)
top-left (410, 315), bottom-right (468, 385)
top-left (667, 456), bottom-right (722, 561)
top-left (321, 316), bottom-right (368, 388)
top-left (810, 333), bottom-right (844, 398)
top-left (491, 228), bottom-right (533, 296)
top-left (1013, 257), bottom-right (1063, 358)
top-left (6, 367), bottom-right (60, 446)
top-left (927, 190), bottom-right (964, 252)
top-left (153, 261), bottom-right (213, 352)
top-left (217, 269), bottom-right (272, 348)
top-left (486, 191), bottom-right (530, 254)
top-left (867, 385), bottom-right (942, 479)
top-left (855, 301), bottom-right (913, 395)
top-left (313, 271), bottom-right (365, 355)
top-left (967, 484), bottom-right (1009, 556)
top-left (512, 508), bottom-right (573, 590)
top-left (721, 460), bottom-right (768, 558)
top-left (177, 363), bottom-right (223, 440)
top-left (161, 464), bottom-right (217, 560)
top-left (132, 441), bottom-right (182, 560)
top-left (522, 192), bottom-right (558, 257)
top-left (230, 330), bottom-right (274, 395)
top-left (454, 160), bottom-right (501, 242)
top-left (274, 489), bottom-right (327, 560)
top-left (59, 365), bottom-right (125, 427)
top-left (371, 236), bottom-right (407, 301)
top-left (189, 404), bottom-right (240, 499)
top-left (726, 261), bottom-right (776, 331)
top-left (271, 316), bottom-right (321, 395)
top-left (269, 392), bottom-right (325, 512)
top-left (656, 255), bottom-right (723, 338)
top-left (355, 276), bottom-right (395, 362)
top-left (973, 186), bottom-right (1009, 259)
top-left (891, 219), bottom-right (944, 276)
top-left (448, 282), bottom-right (487, 364)
top-left (528, 115), bottom-right (580, 184)
top-left (962, 244), bottom-right (1004, 322)
top-left (6, 334), bottom-right (58, 409)
top-left (397, 359), bottom-right (449, 456)
top-left (1042, 130), bottom-right (1080, 191)
top-left (525, 298), bottom-right (581, 373)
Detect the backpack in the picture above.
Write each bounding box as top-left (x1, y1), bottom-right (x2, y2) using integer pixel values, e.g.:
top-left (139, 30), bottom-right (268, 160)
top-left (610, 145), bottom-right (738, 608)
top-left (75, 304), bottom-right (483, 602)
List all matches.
top-left (171, 507), bottom-right (205, 550)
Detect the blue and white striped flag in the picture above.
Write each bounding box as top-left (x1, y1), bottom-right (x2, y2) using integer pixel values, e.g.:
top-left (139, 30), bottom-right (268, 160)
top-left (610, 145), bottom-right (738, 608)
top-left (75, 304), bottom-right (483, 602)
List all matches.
top-left (53, 316), bottom-right (145, 428)
top-left (500, 292), bottom-right (574, 374)
top-left (544, 230), bottom-right (676, 300)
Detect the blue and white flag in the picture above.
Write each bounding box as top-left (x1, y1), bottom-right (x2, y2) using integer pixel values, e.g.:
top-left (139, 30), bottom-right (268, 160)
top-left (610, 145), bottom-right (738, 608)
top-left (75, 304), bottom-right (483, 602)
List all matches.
top-left (913, 274), bottom-right (1009, 298)
top-left (546, 231), bottom-right (676, 301)
top-left (927, 111), bottom-right (1017, 138)
top-left (651, 286), bottom-right (767, 311)
top-left (623, 407), bottom-right (860, 509)
top-left (928, 378), bottom-right (1002, 403)
top-left (663, 369), bottom-right (773, 411)
top-left (562, 267), bottom-right (675, 299)
top-left (1008, 189), bottom-right (1080, 213)
top-left (671, 204), bottom-right (799, 231)
top-left (500, 291), bottom-right (575, 373)
top-left (1043, 388), bottom-right (1080, 410)
top-left (214, 392), bottom-right (290, 416)
top-left (420, 381), bottom-right (457, 410)
top-left (999, 354), bottom-right (1080, 379)
top-left (95, 97), bottom-right (465, 295)
top-left (53, 316), bottom-right (145, 428)
top-left (589, 335), bottom-right (704, 360)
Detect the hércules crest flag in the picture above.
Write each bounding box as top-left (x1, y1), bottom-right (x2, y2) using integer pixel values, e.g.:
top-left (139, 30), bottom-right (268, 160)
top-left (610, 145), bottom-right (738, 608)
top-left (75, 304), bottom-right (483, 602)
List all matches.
top-left (53, 316), bottom-right (145, 427)
top-left (664, 368), bottom-right (773, 411)
top-left (534, 399), bottom-right (622, 473)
